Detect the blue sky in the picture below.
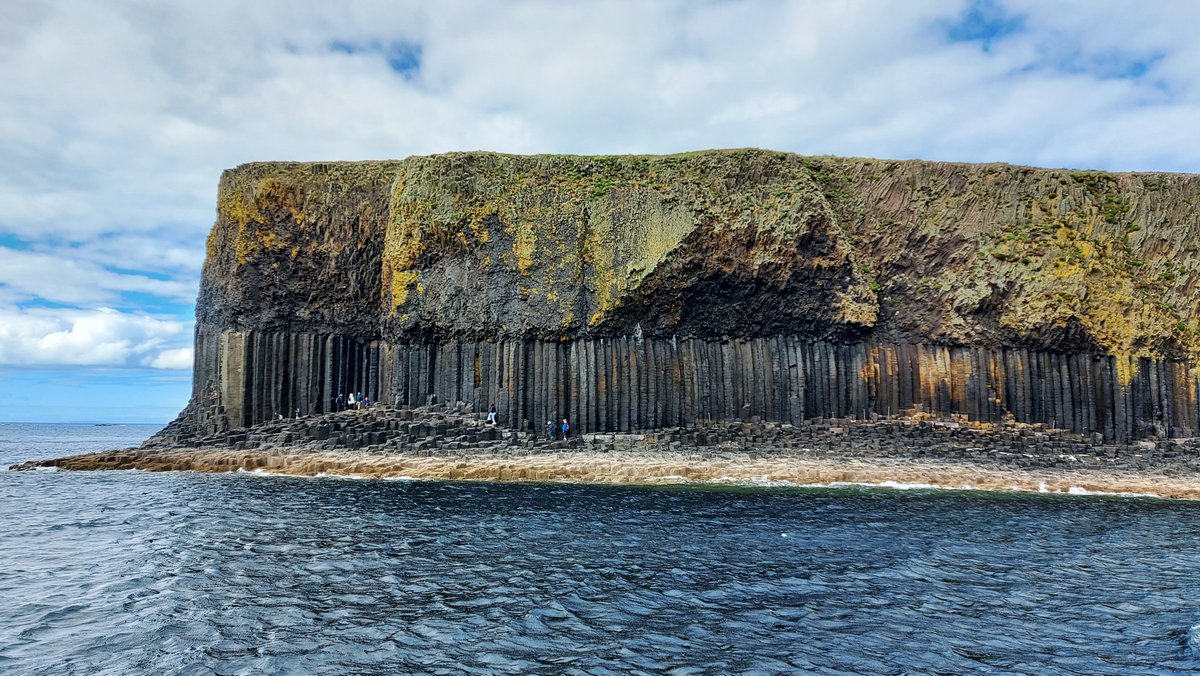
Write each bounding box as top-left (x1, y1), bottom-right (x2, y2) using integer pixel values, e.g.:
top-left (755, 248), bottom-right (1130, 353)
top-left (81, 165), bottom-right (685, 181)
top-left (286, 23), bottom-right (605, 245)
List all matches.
top-left (1, 0), bottom-right (1198, 423)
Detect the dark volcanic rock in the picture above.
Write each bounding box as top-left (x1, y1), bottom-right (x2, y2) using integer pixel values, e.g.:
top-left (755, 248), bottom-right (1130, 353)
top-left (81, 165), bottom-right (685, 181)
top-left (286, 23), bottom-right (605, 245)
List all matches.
top-left (158, 150), bottom-right (1200, 444)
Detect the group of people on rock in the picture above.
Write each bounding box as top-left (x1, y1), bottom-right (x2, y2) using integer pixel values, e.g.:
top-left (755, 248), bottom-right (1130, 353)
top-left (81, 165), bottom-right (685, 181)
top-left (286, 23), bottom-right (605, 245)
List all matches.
top-left (326, 393), bottom-right (573, 439)
top-left (333, 392), bottom-right (371, 412)
top-left (280, 394), bottom-right (577, 438)
top-left (545, 418), bottom-right (570, 440)
top-left (484, 403), bottom-right (570, 440)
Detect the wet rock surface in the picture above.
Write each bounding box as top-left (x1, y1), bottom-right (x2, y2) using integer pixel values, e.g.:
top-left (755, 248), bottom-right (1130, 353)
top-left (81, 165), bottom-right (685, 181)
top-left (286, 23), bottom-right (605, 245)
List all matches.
top-left (18, 404), bottom-right (1200, 485)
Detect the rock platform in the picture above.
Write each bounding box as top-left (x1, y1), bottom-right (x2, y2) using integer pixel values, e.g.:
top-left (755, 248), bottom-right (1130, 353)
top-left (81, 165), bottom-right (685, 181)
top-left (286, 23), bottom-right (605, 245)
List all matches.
top-left (16, 403), bottom-right (1200, 497)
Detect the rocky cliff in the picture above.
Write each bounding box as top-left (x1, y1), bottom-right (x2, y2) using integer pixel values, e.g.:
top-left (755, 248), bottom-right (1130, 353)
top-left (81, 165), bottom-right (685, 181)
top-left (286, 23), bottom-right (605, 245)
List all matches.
top-left (169, 149), bottom-right (1200, 442)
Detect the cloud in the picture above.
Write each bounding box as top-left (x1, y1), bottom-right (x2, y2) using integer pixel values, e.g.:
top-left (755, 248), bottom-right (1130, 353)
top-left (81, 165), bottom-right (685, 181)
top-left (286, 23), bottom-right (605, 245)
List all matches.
top-left (2, 1), bottom-right (1196, 255)
top-left (147, 347), bottom-right (194, 370)
top-left (0, 246), bottom-right (196, 307)
top-left (0, 306), bottom-right (192, 369)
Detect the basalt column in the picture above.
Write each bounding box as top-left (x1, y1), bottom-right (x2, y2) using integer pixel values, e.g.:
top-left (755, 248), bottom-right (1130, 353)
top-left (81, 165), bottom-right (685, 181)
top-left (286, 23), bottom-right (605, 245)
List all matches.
top-left (372, 338), bottom-right (1200, 442)
top-left (188, 328), bottom-right (1200, 439)
top-left (189, 328), bottom-right (380, 429)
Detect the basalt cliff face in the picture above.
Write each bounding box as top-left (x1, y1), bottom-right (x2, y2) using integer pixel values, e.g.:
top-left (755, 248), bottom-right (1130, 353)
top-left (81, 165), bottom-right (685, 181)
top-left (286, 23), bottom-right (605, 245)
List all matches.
top-left (171, 150), bottom-right (1200, 442)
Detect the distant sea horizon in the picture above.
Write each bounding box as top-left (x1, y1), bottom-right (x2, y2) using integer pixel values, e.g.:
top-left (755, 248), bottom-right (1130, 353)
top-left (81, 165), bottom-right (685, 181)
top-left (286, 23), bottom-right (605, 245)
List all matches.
top-left (0, 418), bottom-right (171, 426)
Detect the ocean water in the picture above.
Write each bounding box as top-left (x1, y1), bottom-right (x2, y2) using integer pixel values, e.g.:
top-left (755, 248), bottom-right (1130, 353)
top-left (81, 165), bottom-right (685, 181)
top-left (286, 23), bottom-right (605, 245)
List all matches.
top-left (3, 423), bottom-right (1200, 674)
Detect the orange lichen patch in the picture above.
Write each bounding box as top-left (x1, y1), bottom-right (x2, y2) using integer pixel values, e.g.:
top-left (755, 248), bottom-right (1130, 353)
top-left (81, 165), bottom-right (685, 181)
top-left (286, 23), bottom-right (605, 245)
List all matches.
top-left (915, 347), bottom-right (954, 404)
top-left (859, 357), bottom-right (877, 383)
top-left (511, 220), bottom-right (537, 274)
top-left (389, 270), bottom-right (420, 307)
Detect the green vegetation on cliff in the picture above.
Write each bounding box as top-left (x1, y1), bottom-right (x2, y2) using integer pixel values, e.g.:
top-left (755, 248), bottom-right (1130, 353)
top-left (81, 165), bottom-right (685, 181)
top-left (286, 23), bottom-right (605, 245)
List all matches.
top-left (199, 161), bottom-right (398, 333)
top-left (821, 159), bottom-right (1200, 367)
top-left (381, 151), bottom-right (876, 341)
top-left (200, 149), bottom-right (1200, 366)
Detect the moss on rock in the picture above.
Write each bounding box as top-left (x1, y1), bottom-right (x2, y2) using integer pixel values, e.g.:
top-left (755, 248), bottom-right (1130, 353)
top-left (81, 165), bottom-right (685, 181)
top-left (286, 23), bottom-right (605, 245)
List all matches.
top-left (198, 149), bottom-right (1200, 363)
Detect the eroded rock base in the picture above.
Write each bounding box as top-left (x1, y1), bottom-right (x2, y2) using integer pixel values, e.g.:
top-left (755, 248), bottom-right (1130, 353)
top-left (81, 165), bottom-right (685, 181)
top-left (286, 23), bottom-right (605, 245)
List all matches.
top-left (185, 329), bottom-right (1200, 444)
top-left (17, 404), bottom-right (1200, 499)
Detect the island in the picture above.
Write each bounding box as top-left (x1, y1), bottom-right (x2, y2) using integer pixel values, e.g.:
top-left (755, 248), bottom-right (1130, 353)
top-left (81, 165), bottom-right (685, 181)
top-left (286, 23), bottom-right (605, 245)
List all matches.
top-left (18, 149), bottom-right (1200, 496)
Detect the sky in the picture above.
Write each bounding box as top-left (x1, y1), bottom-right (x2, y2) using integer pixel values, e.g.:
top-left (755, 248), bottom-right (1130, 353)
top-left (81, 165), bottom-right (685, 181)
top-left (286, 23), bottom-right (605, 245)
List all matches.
top-left (1, 0), bottom-right (1198, 423)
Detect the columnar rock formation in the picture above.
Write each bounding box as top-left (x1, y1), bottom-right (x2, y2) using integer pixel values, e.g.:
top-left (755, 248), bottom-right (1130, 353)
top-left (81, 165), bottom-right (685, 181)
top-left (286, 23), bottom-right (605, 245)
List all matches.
top-left (173, 150), bottom-right (1200, 442)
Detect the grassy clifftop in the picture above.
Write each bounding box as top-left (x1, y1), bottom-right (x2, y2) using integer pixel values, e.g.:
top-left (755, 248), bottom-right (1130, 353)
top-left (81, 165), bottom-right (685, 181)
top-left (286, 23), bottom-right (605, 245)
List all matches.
top-left (198, 149), bottom-right (1200, 365)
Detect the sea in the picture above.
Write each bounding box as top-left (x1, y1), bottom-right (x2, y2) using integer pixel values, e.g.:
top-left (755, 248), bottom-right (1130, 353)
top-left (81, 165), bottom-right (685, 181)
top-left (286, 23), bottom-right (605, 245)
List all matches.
top-left (3, 422), bottom-right (1200, 674)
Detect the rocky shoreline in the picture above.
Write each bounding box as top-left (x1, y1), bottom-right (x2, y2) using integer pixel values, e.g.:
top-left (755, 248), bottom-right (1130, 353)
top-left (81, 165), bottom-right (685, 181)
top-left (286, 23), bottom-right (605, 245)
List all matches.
top-left (13, 403), bottom-right (1200, 499)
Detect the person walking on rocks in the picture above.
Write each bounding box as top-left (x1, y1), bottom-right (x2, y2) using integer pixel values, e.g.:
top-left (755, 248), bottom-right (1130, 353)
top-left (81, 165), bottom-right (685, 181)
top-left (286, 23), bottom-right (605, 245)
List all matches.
top-left (347, 392), bottom-right (356, 410)
top-left (487, 403), bottom-right (497, 426)
top-left (545, 421), bottom-right (555, 440)
top-left (336, 393), bottom-right (345, 412)
top-left (561, 418), bottom-right (570, 439)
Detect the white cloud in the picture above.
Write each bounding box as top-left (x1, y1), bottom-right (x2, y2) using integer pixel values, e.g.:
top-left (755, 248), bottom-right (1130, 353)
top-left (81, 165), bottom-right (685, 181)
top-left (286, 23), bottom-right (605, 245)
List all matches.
top-left (2, 1), bottom-right (1196, 246)
top-left (0, 306), bottom-right (191, 369)
top-left (147, 347), bottom-right (194, 370)
top-left (0, 247), bottom-right (196, 306)
top-left (66, 234), bottom-right (205, 278)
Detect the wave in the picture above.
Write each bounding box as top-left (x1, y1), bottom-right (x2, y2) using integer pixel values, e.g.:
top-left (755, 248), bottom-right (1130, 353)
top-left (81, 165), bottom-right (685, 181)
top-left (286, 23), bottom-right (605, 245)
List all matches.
top-left (239, 467), bottom-right (420, 484)
top-left (688, 476), bottom-right (1170, 500)
top-left (1064, 485), bottom-right (1161, 499)
top-left (1188, 624), bottom-right (1200, 659)
top-left (129, 463), bottom-right (1182, 500)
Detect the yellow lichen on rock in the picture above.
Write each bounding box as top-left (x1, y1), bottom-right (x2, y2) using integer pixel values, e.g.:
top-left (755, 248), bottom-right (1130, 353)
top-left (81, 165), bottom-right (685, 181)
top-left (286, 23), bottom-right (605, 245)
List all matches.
top-left (204, 151), bottom-right (1199, 368)
top-left (510, 219), bottom-right (537, 275)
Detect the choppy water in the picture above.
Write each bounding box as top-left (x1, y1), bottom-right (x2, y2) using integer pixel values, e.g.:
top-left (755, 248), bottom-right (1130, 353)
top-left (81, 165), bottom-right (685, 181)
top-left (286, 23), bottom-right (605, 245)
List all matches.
top-left (4, 423), bottom-right (1200, 674)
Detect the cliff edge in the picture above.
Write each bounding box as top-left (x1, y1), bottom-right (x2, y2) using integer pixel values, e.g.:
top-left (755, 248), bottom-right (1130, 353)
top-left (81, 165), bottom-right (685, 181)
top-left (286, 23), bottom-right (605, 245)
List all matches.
top-left (167, 149), bottom-right (1200, 442)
